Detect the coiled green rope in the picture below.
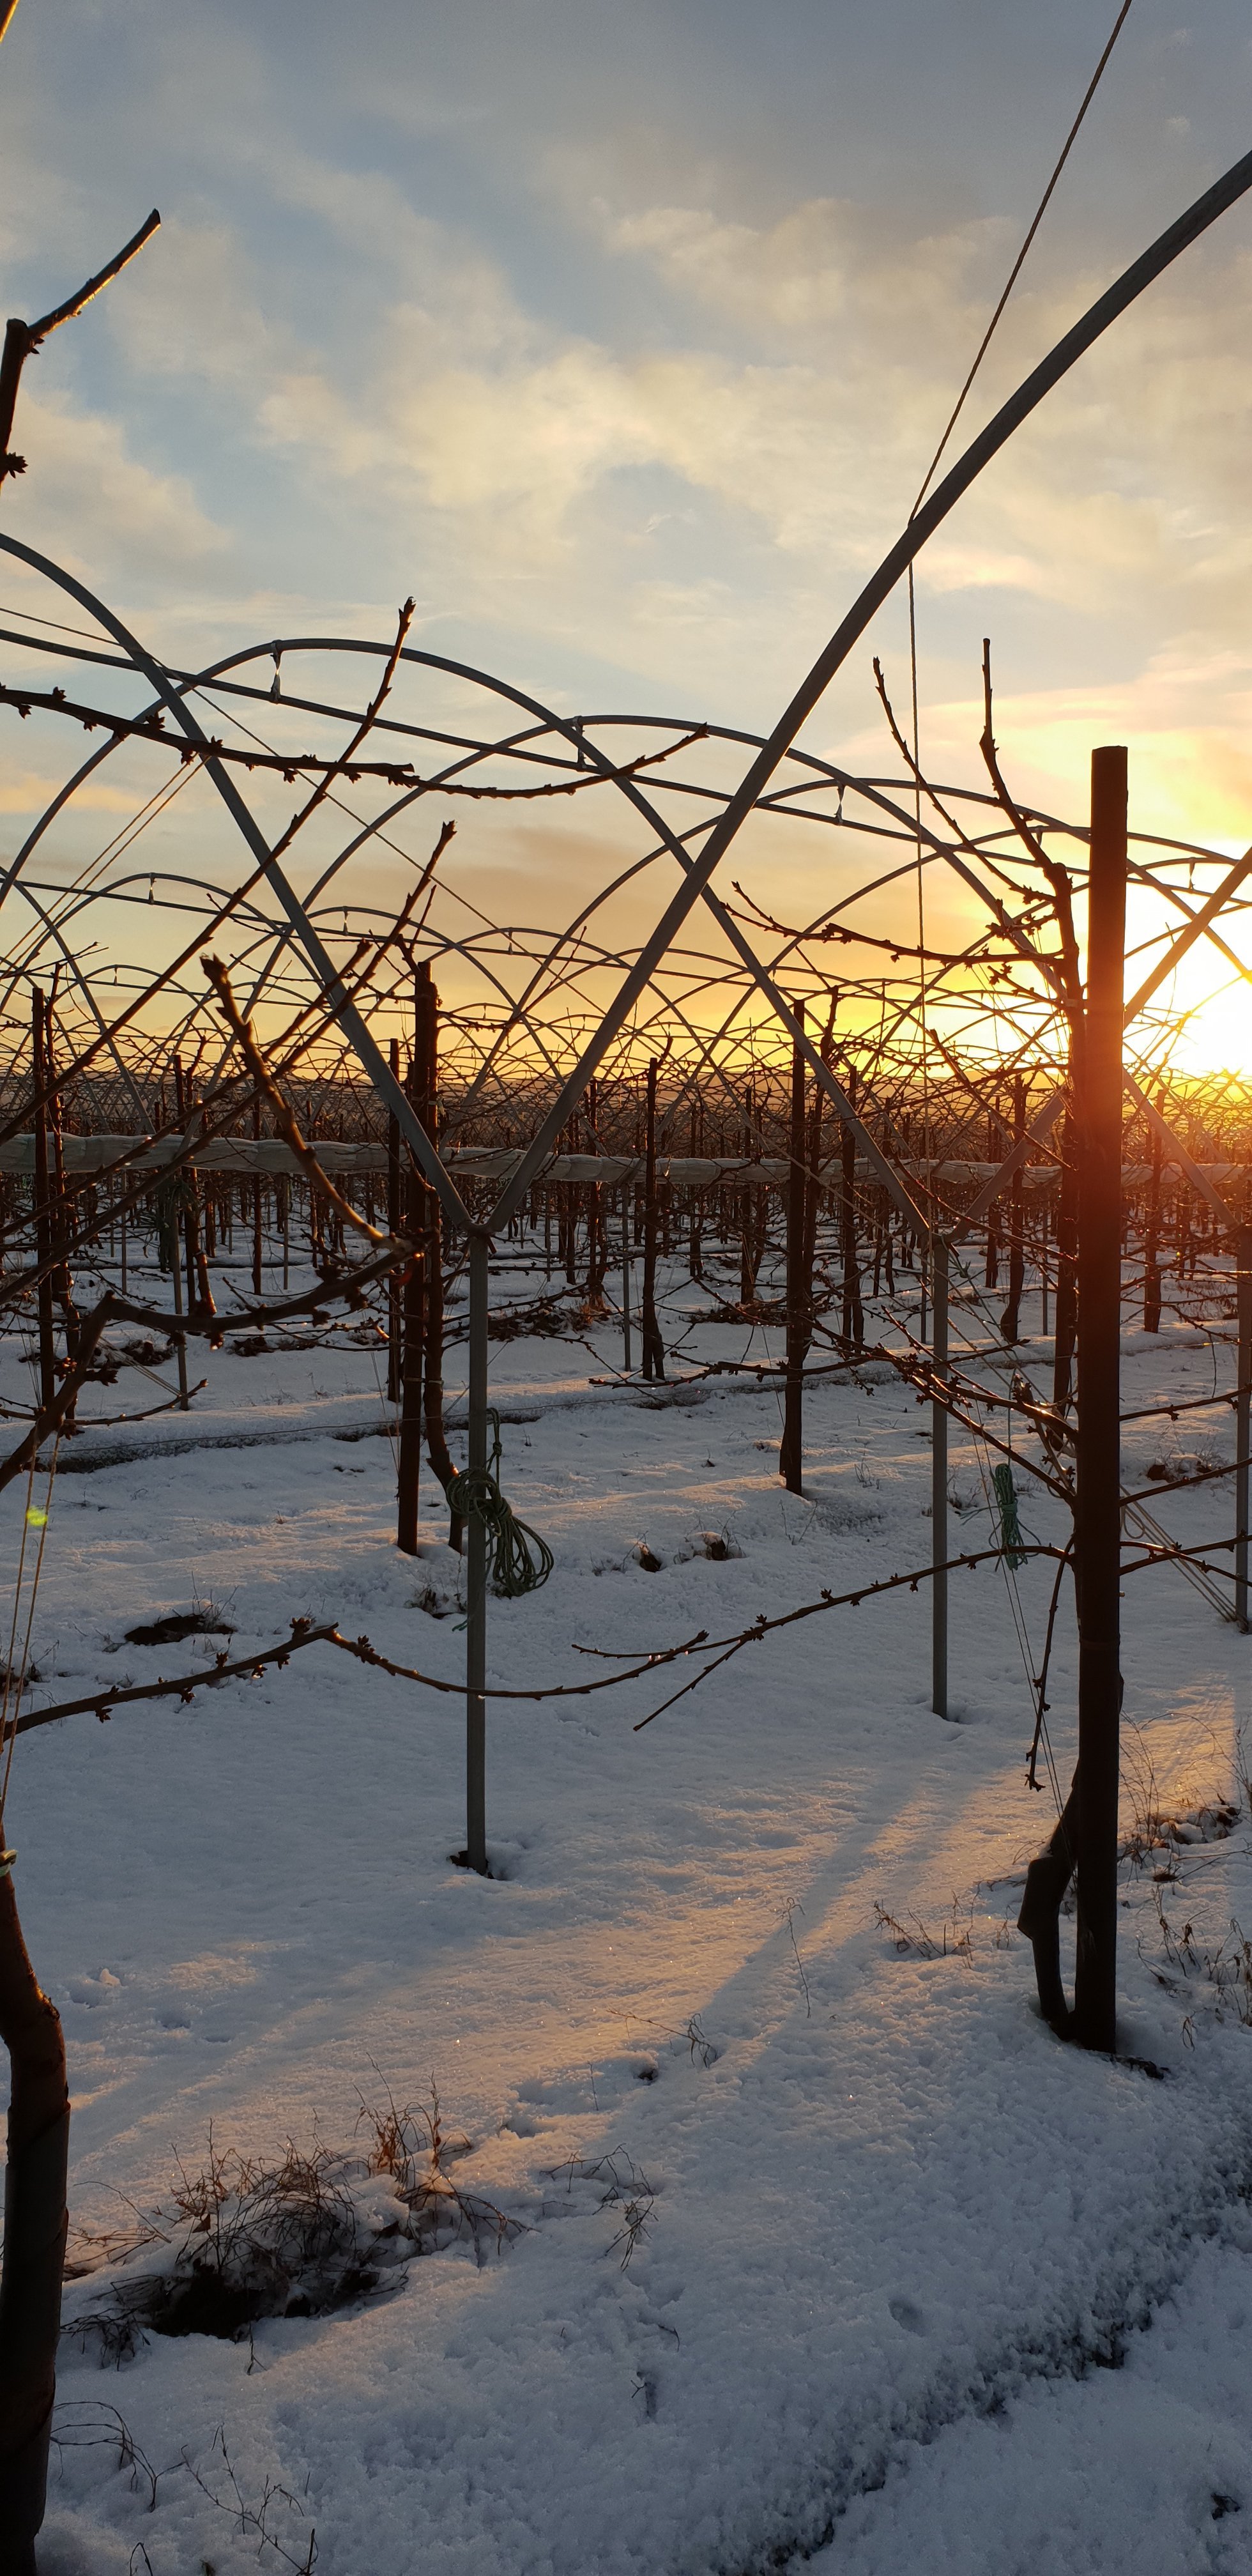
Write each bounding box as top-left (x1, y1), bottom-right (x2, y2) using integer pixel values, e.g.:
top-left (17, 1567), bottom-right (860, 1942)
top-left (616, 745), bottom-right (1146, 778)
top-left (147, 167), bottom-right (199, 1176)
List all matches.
top-left (444, 1409), bottom-right (554, 1599)
top-left (991, 1462), bottom-right (1027, 1570)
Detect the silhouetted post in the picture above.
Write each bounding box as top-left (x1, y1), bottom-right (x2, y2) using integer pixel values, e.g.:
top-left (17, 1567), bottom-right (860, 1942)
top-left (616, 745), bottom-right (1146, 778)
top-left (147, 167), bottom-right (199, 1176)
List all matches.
top-left (1073, 744), bottom-right (1127, 2056)
top-left (29, 992), bottom-right (54, 1416)
top-left (0, 1866), bottom-right (70, 2576)
top-left (1237, 1223), bottom-right (1251, 1634)
top-left (386, 1038), bottom-right (402, 1402)
top-left (841, 1066), bottom-right (864, 1349)
top-left (1000, 1074), bottom-right (1025, 1341)
top-left (622, 1188), bottom-right (633, 1373)
top-left (1143, 1091), bottom-right (1163, 1334)
top-left (1053, 1107), bottom-right (1079, 1412)
top-left (781, 1006), bottom-right (807, 1492)
top-left (398, 969), bottom-right (438, 1555)
top-left (931, 1228), bottom-right (949, 1720)
top-left (465, 1230), bottom-right (489, 1874)
top-left (641, 1057), bottom-right (665, 1380)
top-left (251, 1095), bottom-right (263, 1297)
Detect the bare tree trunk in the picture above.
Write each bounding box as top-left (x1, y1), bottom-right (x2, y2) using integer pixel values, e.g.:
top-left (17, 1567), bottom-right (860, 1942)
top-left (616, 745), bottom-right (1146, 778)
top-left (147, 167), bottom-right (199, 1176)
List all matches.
top-left (0, 1867), bottom-right (70, 2576)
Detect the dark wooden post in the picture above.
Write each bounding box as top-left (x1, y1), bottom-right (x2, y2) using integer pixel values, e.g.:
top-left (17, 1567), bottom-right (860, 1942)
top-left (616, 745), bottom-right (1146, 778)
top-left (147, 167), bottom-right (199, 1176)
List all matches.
top-left (0, 1864), bottom-right (70, 2576)
top-left (688, 1096), bottom-right (703, 1280)
top-left (781, 1006), bottom-right (807, 1492)
top-left (641, 1058), bottom-right (665, 1380)
top-left (1143, 1087), bottom-right (1163, 1333)
top-left (1000, 1074), bottom-right (1025, 1342)
top-left (586, 1077), bottom-right (606, 1307)
top-left (29, 993), bottom-right (55, 1417)
top-left (1236, 1220), bottom-right (1251, 1634)
top-left (1052, 1102), bottom-right (1079, 1412)
top-left (1073, 744), bottom-right (1127, 2056)
top-left (397, 969), bottom-right (439, 1556)
top-left (840, 1066), bottom-right (864, 1351)
top-left (173, 1059), bottom-right (213, 1317)
top-left (386, 1038), bottom-right (402, 1402)
top-left (251, 1094), bottom-right (263, 1298)
top-left (931, 1228), bottom-right (949, 1719)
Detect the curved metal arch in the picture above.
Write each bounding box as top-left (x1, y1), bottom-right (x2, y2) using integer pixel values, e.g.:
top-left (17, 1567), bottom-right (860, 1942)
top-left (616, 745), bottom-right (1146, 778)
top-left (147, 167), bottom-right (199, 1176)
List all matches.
top-left (4, 138), bottom-right (1250, 1220)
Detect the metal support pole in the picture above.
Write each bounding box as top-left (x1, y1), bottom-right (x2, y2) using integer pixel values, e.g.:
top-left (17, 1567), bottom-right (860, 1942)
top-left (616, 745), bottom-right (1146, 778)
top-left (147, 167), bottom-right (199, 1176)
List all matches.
top-left (465, 1230), bottom-right (490, 1874)
top-left (1073, 743), bottom-right (1127, 2057)
top-left (931, 1229), bottom-right (949, 1719)
top-left (1237, 1223), bottom-right (1251, 1634)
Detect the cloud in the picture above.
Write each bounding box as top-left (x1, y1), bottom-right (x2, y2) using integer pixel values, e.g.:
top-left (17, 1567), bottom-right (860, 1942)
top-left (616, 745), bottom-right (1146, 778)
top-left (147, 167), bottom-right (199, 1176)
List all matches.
top-left (4, 390), bottom-right (225, 589)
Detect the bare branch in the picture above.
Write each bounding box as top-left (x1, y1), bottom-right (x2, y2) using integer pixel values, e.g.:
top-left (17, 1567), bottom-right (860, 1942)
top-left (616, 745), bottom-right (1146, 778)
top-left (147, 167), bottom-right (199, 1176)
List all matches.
top-left (979, 638), bottom-right (1083, 1012)
top-left (202, 954), bottom-right (396, 1250)
top-left (0, 211), bottom-right (160, 487)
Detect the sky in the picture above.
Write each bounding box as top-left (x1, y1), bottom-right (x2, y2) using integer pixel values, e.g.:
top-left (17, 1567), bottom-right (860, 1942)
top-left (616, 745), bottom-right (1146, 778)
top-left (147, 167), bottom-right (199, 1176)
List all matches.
top-left (1, 0), bottom-right (1252, 1062)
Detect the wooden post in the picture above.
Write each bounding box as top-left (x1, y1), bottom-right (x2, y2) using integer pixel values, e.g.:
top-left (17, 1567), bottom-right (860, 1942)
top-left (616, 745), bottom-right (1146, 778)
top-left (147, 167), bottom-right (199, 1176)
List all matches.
top-left (1053, 1102), bottom-right (1079, 1412)
top-left (464, 1230), bottom-right (490, 1874)
top-left (1073, 744), bottom-right (1127, 2056)
top-left (0, 1867), bottom-right (70, 2576)
top-left (1143, 1090), bottom-right (1163, 1334)
top-left (29, 993), bottom-right (55, 1418)
top-left (840, 1066), bottom-right (864, 1351)
top-left (622, 1188), bottom-right (633, 1374)
top-left (1237, 1222), bottom-right (1251, 1635)
top-left (1000, 1074), bottom-right (1025, 1342)
top-left (251, 1094), bottom-right (263, 1297)
top-left (586, 1077), bottom-right (606, 1307)
top-left (781, 1006), bottom-right (806, 1492)
top-left (398, 970), bottom-right (439, 1555)
top-left (641, 1058), bottom-right (665, 1380)
top-left (386, 1038), bottom-right (402, 1404)
top-left (931, 1228), bottom-right (949, 1720)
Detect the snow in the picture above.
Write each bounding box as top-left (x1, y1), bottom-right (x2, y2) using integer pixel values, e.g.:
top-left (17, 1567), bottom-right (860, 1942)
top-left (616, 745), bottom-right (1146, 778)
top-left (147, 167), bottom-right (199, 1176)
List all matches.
top-left (4, 1246), bottom-right (1252, 2573)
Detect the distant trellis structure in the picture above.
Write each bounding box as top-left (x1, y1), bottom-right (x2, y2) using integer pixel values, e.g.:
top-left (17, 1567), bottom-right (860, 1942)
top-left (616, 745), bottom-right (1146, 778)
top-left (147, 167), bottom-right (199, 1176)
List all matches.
top-left (3, 141), bottom-right (1252, 1991)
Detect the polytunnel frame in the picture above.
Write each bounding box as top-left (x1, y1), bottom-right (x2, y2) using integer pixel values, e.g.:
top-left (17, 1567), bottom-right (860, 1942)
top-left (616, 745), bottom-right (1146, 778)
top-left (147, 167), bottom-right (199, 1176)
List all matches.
top-left (2, 136), bottom-right (1251, 1866)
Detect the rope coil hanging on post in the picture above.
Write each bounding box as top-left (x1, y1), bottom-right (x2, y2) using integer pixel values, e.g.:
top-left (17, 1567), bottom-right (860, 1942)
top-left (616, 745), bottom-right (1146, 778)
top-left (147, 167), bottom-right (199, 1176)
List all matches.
top-left (443, 1409), bottom-right (553, 1600)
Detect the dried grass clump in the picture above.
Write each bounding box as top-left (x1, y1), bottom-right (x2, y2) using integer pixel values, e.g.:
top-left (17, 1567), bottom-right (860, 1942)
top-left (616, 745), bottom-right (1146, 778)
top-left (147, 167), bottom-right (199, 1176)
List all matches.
top-left (66, 2082), bottom-right (521, 2356)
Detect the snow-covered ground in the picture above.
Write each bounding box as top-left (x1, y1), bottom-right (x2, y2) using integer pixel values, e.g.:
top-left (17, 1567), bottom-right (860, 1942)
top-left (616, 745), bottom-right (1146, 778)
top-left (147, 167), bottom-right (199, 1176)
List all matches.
top-left (5, 1243), bottom-right (1252, 2573)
